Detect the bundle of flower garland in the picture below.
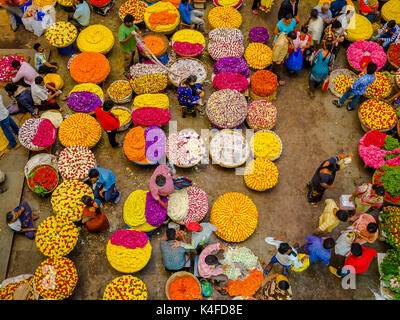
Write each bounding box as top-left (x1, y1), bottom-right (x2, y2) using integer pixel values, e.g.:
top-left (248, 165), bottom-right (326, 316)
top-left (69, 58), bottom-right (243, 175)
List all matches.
top-left (129, 73), bottom-right (168, 95)
top-left (222, 246), bottom-right (259, 280)
top-left (359, 99), bottom-right (397, 130)
top-left (103, 276), bottom-right (148, 300)
top-left (123, 126), bottom-right (166, 164)
top-left (45, 22), bottom-right (77, 47)
top-left (249, 27), bottom-right (269, 43)
top-left (67, 91), bottom-right (102, 113)
top-left (167, 186), bottom-right (208, 224)
top-left (224, 269), bottom-right (263, 297)
top-left (111, 108), bottom-right (131, 127)
top-left (210, 192), bottom-right (258, 242)
top-left (43, 73), bottom-right (64, 90)
top-left (208, 28), bottom-right (244, 44)
top-left (35, 215), bottom-right (79, 257)
top-left (345, 14), bottom-right (373, 42)
top-left (209, 129), bottom-right (250, 168)
top-left (76, 24), bottom-right (114, 54)
top-left (18, 118), bottom-right (56, 151)
top-left (27, 165), bottom-right (59, 196)
top-left (140, 35), bottom-right (166, 56)
top-left (0, 55), bottom-right (25, 82)
top-left (33, 257), bottom-right (78, 300)
top-left (166, 129), bottom-right (206, 167)
top-left (107, 80), bottom-right (132, 103)
top-left (131, 107), bottom-right (171, 127)
top-left (250, 70), bottom-right (278, 97)
top-left (206, 89), bottom-right (248, 128)
top-left (214, 0), bottom-right (242, 8)
top-left (0, 277), bottom-right (36, 300)
top-left (70, 52), bottom-right (110, 84)
top-left (144, 2), bottom-right (180, 33)
top-left (33, 0), bottom-right (55, 7)
top-left (245, 43), bottom-right (273, 69)
top-left (212, 72), bottom-right (249, 92)
top-left (106, 229), bottom-right (152, 273)
top-left (381, 206), bottom-right (400, 247)
top-left (130, 63), bottom-right (168, 80)
top-left (119, 0), bottom-right (147, 22)
top-left (171, 29), bottom-right (205, 57)
top-left (57, 0), bottom-right (73, 6)
top-left (208, 41), bottom-right (244, 60)
top-left (168, 276), bottom-right (202, 300)
top-left (123, 190), bottom-right (148, 228)
top-left (382, 0), bottom-right (400, 24)
top-left (373, 164), bottom-right (400, 204)
top-left (363, 72), bottom-right (392, 98)
top-left (40, 110), bottom-right (63, 128)
top-left (133, 93), bottom-right (169, 109)
top-left (244, 158), bottom-right (279, 191)
top-left (208, 6), bottom-right (242, 29)
top-left (333, 74), bottom-right (354, 94)
top-left (162, 0), bottom-right (180, 8)
top-left (51, 180), bottom-right (94, 222)
top-left (169, 59), bottom-right (207, 85)
top-left (69, 83), bottom-right (104, 101)
top-left (246, 100), bottom-right (277, 131)
top-left (58, 113), bottom-right (102, 148)
top-left (250, 130), bottom-right (282, 160)
top-left (58, 145), bottom-right (96, 180)
top-left (214, 56), bottom-right (250, 78)
top-left (347, 41), bottom-right (386, 71)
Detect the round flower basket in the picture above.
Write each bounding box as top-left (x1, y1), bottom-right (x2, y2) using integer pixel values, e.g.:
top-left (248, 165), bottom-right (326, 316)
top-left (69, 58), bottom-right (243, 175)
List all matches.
top-left (107, 80), bottom-right (133, 104)
top-left (211, 72), bottom-right (249, 92)
top-left (0, 54), bottom-right (29, 86)
top-left (387, 43), bottom-right (400, 70)
top-left (129, 73), bottom-right (168, 95)
top-left (250, 130), bottom-right (283, 161)
top-left (246, 100), bottom-right (277, 131)
top-left (130, 63), bottom-right (168, 80)
top-left (358, 99), bottom-right (398, 133)
top-left (344, 14), bottom-right (373, 42)
top-left (88, 0), bottom-right (112, 8)
top-left (244, 157), bottom-right (279, 191)
top-left (111, 106), bottom-right (132, 132)
top-left (381, 0), bottom-right (400, 24)
top-left (27, 164), bottom-right (59, 196)
top-left (165, 271), bottom-right (201, 300)
top-left (45, 21), bottom-right (78, 48)
top-left (346, 41), bottom-right (387, 72)
top-left (208, 28), bottom-right (244, 45)
top-left (0, 275), bottom-right (38, 300)
top-left (119, 0), bottom-right (148, 23)
top-left (395, 69), bottom-right (400, 89)
top-left (123, 190), bottom-right (158, 231)
top-left (140, 32), bottom-right (170, 58)
top-left (244, 42), bottom-right (273, 70)
top-left (328, 68), bottom-right (358, 98)
top-left (133, 93), bottom-right (169, 109)
top-left (249, 88), bottom-right (277, 101)
top-left (171, 39), bottom-right (206, 58)
top-left (144, 1), bottom-right (180, 34)
top-left (103, 275), bottom-right (148, 300)
top-left (168, 58), bottom-right (208, 87)
top-left (69, 83), bottom-right (104, 101)
top-left (18, 118), bottom-right (57, 151)
top-left (363, 72), bottom-right (392, 99)
top-left (70, 52), bottom-right (110, 84)
top-left (58, 145), bottom-right (97, 181)
top-left (40, 109), bottom-right (63, 129)
top-left (208, 41), bottom-right (245, 61)
top-left (208, 6), bottom-right (242, 29)
top-left (248, 27), bottom-right (269, 44)
top-left (213, 0), bottom-right (243, 9)
top-left (76, 24), bottom-right (115, 54)
top-left (43, 73), bottom-right (64, 90)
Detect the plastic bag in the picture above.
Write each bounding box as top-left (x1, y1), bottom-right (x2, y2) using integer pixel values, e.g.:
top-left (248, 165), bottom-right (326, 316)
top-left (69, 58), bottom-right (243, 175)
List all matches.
top-left (285, 49), bottom-right (303, 72)
top-left (200, 279), bottom-right (212, 297)
top-left (22, 4), bottom-right (55, 36)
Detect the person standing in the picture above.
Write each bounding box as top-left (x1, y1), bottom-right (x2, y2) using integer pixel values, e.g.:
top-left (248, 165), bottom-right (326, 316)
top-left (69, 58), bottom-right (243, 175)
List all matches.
top-left (10, 60), bottom-right (39, 86)
top-left (33, 43), bottom-right (58, 74)
top-left (300, 235), bottom-right (334, 265)
top-left (94, 100), bottom-right (120, 148)
top-left (293, 27), bottom-right (311, 54)
top-left (349, 183), bottom-right (384, 221)
top-left (328, 229), bottom-right (356, 273)
top-left (274, 13), bottom-right (297, 43)
top-left (306, 8), bottom-right (325, 51)
top-left (272, 31), bottom-right (297, 86)
top-left (0, 94), bottom-right (19, 149)
top-left (6, 202), bottom-right (39, 239)
top-left (31, 76), bottom-right (60, 111)
top-left (313, 2), bottom-right (333, 24)
top-left (68, 0), bottom-right (90, 30)
top-left (322, 20), bottom-right (345, 55)
top-left (119, 14), bottom-right (139, 74)
top-left (0, 0), bottom-right (23, 31)
top-left (330, 0), bottom-right (347, 18)
top-left (178, 0), bottom-right (205, 32)
top-left (88, 167), bottom-right (121, 203)
top-left (277, 0), bottom-right (299, 23)
top-left (333, 62), bottom-right (377, 111)
top-left (316, 199), bottom-right (349, 234)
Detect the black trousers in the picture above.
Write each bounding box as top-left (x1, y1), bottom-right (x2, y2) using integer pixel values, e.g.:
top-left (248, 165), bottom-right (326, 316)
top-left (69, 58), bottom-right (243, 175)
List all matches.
top-left (38, 62), bottom-right (58, 74)
top-left (106, 129), bottom-right (118, 147)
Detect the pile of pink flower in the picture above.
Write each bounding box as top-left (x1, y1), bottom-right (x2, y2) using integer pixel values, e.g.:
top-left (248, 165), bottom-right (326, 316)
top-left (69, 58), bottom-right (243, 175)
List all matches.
top-left (347, 41), bottom-right (386, 72)
top-left (131, 107), bottom-right (171, 127)
top-left (172, 42), bottom-right (204, 57)
top-left (0, 55), bottom-right (25, 82)
top-left (18, 118), bottom-right (57, 151)
top-left (110, 229), bottom-right (148, 249)
top-left (208, 41), bottom-right (244, 60)
top-left (212, 72), bottom-right (249, 92)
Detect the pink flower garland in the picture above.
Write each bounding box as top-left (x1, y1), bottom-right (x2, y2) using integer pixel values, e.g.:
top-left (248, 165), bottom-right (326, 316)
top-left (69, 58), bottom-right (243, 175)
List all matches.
top-left (347, 41), bottom-right (386, 71)
top-left (131, 107), bottom-right (171, 127)
top-left (212, 72), bottom-right (249, 92)
top-left (110, 230), bottom-right (148, 249)
top-left (32, 119), bottom-right (57, 148)
top-left (173, 42), bottom-right (204, 56)
top-left (180, 186), bottom-right (208, 224)
top-left (0, 55), bottom-right (25, 82)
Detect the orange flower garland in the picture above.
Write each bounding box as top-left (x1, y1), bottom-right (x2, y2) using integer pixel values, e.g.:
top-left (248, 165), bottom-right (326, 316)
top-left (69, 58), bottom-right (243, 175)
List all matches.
top-left (250, 70), bottom-right (278, 97)
top-left (168, 276), bottom-right (202, 300)
top-left (123, 126), bottom-right (150, 164)
top-left (224, 269), bottom-right (263, 297)
top-left (148, 10), bottom-right (178, 29)
top-left (143, 36), bottom-right (165, 55)
top-left (70, 52), bottom-right (110, 84)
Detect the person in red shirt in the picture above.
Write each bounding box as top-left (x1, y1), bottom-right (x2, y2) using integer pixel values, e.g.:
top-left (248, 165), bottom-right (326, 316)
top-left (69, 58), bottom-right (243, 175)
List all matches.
top-left (94, 100), bottom-right (120, 148)
top-left (329, 243), bottom-right (376, 278)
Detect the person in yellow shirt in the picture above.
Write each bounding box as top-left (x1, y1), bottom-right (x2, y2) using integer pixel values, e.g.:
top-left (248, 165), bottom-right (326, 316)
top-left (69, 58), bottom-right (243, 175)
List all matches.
top-left (316, 199), bottom-right (349, 234)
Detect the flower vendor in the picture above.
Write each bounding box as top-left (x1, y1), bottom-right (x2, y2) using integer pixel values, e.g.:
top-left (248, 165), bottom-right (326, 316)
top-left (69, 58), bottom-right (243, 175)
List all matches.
top-left (328, 229), bottom-right (356, 271)
top-left (88, 167), bottom-right (121, 203)
top-left (333, 62), bottom-right (377, 111)
top-left (119, 14), bottom-right (140, 73)
top-left (149, 164), bottom-right (177, 209)
top-left (277, 0), bottom-right (299, 23)
top-left (160, 228), bottom-right (191, 271)
top-left (322, 20), bottom-right (344, 55)
top-left (176, 222), bottom-right (217, 253)
top-left (316, 199), bottom-right (350, 233)
top-left (33, 43), bottom-right (58, 74)
top-left (94, 100), bottom-right (120, 148)
top-left (177, 75), bottom-right (204, 117)
top-left (272, 31), bottom-right (297, 85)
top-left (305, 9), bottom-right (324, 51)
top-left (10, 60), bottom-right (39, 86)
top-left (349, 183), bottom-right (384, 221)
top-left (330, 0), bottom-right (347, 18)
top-left (308, 41), bottom-right (335, 98)
top-left (254, 274), bottom-right (292, 300)
top-left (350, 213), bottom-right (379, 244)
top-left (80, 195), bottom-right (109, 232)
top-left (68, 0), bottom-right (91, 30)
top-left (299, 235), bottom-right (334, 265)
top-left (178, 0), bottom-right (205, 33)
top-left (264, 237), bottom-right (308, 276)
top-left (274, 13), bottom-right (296, 43)
top-left (0, 0), bottom-right (23, 32)
top-left (313, 2), bottom-right (333, 24)
top-left (329, 243), bottom-right (376, 278)
top-left (4, 84), bottom-right (36, 117)
top-left (373, 20), bottom-right (400, 48)
top-left (359, 0), bottom-right (379, 21)
top-left (0, 94), bottom-right (19, 149)
top-left (293, 26), bottom-right (311, 54)
top-left (31, 76), bottom-right (60, 111)
top-left (5, 202), bottom-right (39, 240)
top-left (306, 153), bottom-right (352, 207)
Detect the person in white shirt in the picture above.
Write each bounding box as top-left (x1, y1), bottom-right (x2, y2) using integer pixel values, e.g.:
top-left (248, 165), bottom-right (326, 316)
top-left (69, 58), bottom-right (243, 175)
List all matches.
top-left (264, 237), bottom-right (308, 276)
top-left (31, 76), bottom-right (60, 111)
top-left (0, 94), bottom-right (19, 148)
top-left (328, 229), bottom-right (356, 273)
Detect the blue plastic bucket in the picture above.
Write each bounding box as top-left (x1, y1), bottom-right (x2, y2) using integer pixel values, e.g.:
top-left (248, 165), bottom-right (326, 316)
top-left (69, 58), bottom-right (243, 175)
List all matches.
top-left (57, 44), bottom-right (74, 55)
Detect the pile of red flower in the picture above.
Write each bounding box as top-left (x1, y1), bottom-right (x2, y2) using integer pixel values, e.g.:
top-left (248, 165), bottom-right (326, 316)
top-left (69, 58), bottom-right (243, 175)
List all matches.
top-left (381, 206), bottom-right (400, 247)
top-left (388, 43), bottom-right (400, 68)
top-left (28, 166), bottom-right (59, 196)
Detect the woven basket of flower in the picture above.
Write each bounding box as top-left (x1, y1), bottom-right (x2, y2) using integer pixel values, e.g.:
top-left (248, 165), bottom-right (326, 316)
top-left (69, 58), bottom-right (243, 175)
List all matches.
top-left (168, 57), bottom-right (209, 87)
top-left (165, 271), bottom-right (201, 300)
top-left (141, 32), bottom-right (170, 58)
top-left (111, 106), bottom-right (132, 132)
top-left (249, 88), bottom-right (277, 101)
top-left (358, 108), bottom-right (398, 133)
top-left (250, 129), bottom-right (283, 161)
top-left (26, 164), bottom-right (60, 195)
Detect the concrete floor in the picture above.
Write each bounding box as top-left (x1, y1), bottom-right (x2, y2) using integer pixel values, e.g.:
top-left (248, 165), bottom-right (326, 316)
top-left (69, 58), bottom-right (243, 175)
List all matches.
top-left (1, 0), bottom-right (387, 300)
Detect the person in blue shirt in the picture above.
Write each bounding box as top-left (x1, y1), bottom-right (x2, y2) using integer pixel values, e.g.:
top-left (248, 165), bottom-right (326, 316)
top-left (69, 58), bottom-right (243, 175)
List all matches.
top-left (177, 75), bottom-right (204, 117)
top-left (333, 62), bottom-right (377, 111)
top-left (301, 235), bottom-right (334, 265)
top-left (178, 0), bottom-right (205, 33)
top-left (88, 168), bottom-right (121, 203)
top-left (330, 0), bottom-right (346, 18)
top-left (68, 0), bottom-right (90, 30)
top-left (160, 228), bottom-right (191, 271)
top-left (374, 20), bottom-right (400, 48)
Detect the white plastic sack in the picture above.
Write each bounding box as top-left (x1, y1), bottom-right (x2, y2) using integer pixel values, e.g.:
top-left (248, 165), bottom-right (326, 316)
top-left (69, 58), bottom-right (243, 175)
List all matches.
top-left (22, 4), bottom-right (55, 36)
top-left (24, 153), bottom-right (58, 179)
top-left (0, 274), bottom-right (39, 300)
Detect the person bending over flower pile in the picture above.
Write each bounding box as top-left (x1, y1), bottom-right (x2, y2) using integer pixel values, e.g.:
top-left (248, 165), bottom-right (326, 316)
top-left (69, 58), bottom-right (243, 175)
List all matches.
top-left (95, 100), bottom-right (120, 148)
top-left (80, 196), bottom-right (109, 232)
top-left (9, 60), bottom-right (39, 87)
top-left (4, 83), bottom-right (37, 117)
top-left (177, 75), bottom-right (205, 117)
top-left (349, 183), bottom-right (384, 221)
top-left (88, 167), bottom-right (121, 203)
top-left (6, 202), bottom-right (39, 239)
top-left (31, 76), bottom-right (60, 111)
top-left (161, 228), bottom-right (191, 271)
top-left (149, 164), bottom-right (177, 209)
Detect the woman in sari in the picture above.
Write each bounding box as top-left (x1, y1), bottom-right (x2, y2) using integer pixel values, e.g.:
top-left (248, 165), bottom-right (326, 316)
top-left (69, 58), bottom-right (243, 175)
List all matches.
top-left (255, 274), bottom-right (292, 300)
top-left (80, 196), bottom-right (109, 232)
top-left (349, 183), bottom-right (384, 221)
top-left (274, 13), bottom-right (296, 42)
top-left (306, 9), bottom-right (324, 51)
